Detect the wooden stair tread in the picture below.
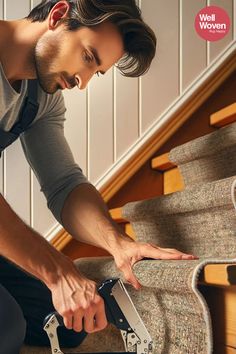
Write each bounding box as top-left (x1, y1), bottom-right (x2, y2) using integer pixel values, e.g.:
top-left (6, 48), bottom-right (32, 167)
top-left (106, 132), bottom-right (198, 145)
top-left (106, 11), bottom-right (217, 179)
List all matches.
top-left (151, 152), bottom-right (176, 171)
top-left (201, 264), bottom-right (236, 286)
top-left (109, 207), bottom-right (126, 223)
top-left (210, 102), bottom-right (236, 127)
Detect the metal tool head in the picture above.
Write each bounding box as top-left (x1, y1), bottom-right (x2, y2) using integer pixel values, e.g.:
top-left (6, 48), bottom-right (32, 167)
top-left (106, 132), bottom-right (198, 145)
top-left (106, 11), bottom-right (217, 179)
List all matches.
top-left (44, 279), bottom-right (154, 354)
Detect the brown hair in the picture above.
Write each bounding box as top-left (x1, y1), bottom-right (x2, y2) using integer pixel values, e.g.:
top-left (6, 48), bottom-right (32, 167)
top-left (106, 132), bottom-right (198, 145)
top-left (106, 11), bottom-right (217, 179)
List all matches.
top-left (27, 0), bottom-right (157, 78)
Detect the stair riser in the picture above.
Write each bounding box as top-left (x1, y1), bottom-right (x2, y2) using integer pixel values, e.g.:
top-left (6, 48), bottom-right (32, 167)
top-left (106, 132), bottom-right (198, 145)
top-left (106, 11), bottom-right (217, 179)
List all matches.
top-left (131, 208), bottom-right (236, 257)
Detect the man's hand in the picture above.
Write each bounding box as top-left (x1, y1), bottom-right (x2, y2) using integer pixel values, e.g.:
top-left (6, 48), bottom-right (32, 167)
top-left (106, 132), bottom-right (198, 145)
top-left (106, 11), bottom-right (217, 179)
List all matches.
top-left (112, 237), bottom-right (198, 290)
top-left (48, 260), bottom-right (107, 333)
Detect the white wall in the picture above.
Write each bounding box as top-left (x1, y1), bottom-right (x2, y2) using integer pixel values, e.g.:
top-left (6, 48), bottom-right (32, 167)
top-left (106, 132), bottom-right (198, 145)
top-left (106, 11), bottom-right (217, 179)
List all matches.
top-left (0, 0), bottom-right (235, 237)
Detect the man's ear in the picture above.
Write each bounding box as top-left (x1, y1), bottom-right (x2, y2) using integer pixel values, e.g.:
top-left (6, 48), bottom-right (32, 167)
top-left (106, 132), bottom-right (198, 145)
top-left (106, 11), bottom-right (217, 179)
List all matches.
top-left (48, 1), bottom-right (70, 29)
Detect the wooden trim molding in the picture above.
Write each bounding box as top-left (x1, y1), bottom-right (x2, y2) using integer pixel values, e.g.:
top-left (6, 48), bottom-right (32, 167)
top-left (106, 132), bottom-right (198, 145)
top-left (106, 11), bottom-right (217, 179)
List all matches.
top-left (51, 229), bottom-right (72, 252)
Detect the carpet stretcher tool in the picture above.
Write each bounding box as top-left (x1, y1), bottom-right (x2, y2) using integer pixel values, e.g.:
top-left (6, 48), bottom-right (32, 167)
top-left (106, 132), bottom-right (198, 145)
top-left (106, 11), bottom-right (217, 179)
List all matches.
top-left (44, 278), bottom-right (154, 354)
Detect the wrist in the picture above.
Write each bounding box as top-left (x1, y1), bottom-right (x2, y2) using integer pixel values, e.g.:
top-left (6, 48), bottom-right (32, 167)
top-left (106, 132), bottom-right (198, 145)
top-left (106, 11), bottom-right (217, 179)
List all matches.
top-left (44, 254), bottom-right (79, 290)
top-left (104, 228), bottom-right (135, 257)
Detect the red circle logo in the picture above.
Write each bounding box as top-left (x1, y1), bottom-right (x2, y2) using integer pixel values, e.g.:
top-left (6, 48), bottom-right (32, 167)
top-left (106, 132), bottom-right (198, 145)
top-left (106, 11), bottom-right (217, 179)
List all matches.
top-left (195, 6), bottom-right (230, 41)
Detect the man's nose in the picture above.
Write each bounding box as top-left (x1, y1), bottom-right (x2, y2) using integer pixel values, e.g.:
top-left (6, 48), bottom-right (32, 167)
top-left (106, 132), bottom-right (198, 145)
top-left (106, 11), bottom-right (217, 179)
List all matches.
top-left (76, 69), bottom-right (96, 90)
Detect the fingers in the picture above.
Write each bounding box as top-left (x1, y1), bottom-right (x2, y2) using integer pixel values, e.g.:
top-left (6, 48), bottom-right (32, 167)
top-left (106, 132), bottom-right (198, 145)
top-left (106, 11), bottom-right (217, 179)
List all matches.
top-left (117, 261), bottom-right (141, 290)
top-left (63, 314), bottom-right (73, 330)
top-left (83, 308), bottom-right (96, 333)
top-left (84, 305), bottom-right (107, 333)
top-left (145, 243), bottom-right (198, 260)
top-left (93, 297), bottom-right (108, 332)
top-left (71, 296), bottom-right (107, 334)
top-left (72, 309), bottom-right (83, 332)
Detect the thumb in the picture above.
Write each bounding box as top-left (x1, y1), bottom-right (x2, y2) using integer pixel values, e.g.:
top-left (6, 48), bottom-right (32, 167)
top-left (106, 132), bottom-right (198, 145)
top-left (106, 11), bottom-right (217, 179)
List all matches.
top-left (122, 264), bottom-right (142, 290)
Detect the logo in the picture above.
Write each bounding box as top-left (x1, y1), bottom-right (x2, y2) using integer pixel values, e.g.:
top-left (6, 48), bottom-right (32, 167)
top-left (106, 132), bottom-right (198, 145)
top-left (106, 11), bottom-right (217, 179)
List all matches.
top-left (195, 6), bottom-right (230, 41)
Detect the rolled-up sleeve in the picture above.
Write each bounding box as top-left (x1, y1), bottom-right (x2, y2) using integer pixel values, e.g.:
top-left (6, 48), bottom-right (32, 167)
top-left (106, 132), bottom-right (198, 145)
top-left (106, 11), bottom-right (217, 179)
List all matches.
top-left (20, 91), bottom-right (91, 224)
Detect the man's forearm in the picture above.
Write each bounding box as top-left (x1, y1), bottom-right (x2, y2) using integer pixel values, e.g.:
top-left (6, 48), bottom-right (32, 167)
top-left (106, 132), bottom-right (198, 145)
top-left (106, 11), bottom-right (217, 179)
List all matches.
top-left (61, 184), bottom-right (133, 255)
top-left (0, 194), bottom-right (73, 288)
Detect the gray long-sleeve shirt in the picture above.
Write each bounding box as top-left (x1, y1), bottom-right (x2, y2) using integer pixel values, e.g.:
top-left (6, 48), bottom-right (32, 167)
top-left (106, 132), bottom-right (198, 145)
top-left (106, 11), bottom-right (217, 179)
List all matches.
top-left (0, 62), bottom-right (90, 224)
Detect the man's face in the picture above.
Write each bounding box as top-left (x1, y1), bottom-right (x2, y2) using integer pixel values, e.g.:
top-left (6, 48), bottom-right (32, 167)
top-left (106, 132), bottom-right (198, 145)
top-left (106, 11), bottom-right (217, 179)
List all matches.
top-left (34, 21), bottom-right (124, 94)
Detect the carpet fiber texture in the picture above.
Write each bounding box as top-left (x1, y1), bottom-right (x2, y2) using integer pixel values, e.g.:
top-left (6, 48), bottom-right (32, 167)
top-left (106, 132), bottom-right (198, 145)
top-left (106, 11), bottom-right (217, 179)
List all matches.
top-left (169, 122), bottom-right (236, 188)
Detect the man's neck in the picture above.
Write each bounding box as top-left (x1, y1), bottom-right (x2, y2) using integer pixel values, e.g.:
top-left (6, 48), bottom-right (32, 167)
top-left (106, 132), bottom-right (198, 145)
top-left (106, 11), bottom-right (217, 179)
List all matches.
top-left (0, 19), bottom-right (46, 84)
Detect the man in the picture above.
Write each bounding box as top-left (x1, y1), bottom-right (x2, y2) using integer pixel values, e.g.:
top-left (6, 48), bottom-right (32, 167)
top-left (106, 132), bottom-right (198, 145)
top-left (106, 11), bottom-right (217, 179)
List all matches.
top-left (0, 0), bottom-right (197, 352)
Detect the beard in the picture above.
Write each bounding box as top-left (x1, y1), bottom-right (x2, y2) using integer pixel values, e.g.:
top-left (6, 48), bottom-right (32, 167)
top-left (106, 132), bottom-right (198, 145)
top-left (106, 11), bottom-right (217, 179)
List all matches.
top-left (34, 33), bottom-right (62, 94)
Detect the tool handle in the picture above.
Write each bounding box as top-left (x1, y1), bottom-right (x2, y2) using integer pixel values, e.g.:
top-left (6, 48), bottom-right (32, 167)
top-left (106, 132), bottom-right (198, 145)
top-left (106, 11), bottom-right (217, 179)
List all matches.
top-left (43, 311), bottom-right (63, 327)
top-left (43, 279), bottom-right (121, 328)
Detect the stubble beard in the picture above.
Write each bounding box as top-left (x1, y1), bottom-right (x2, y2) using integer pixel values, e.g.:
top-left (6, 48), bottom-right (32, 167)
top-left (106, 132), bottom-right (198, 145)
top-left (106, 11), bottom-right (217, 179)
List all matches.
top-left (34, 34), bottom-right (62, 94)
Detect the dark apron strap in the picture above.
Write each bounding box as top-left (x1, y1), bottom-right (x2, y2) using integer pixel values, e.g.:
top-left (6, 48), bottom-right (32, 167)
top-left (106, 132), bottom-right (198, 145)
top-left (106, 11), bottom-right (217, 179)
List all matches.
top-left (0, 79), bottom-right (39, 157)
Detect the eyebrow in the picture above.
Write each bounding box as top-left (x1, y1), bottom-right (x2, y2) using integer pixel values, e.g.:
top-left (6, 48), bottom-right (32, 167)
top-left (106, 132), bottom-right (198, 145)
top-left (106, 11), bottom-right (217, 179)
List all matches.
top-left (88, 45), bottom-right (106, 75)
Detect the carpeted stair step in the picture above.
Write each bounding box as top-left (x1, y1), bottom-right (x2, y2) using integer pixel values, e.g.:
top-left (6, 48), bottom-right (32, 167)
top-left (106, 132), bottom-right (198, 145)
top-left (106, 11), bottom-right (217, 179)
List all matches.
top-left (168, 122), bottom-right (236, 188)
top-left (39, 256), bottom-right (236, 354)
top-left (122, 175), bottom-right (236, 258)
top-left (21, 261), bottom-right (236, 354)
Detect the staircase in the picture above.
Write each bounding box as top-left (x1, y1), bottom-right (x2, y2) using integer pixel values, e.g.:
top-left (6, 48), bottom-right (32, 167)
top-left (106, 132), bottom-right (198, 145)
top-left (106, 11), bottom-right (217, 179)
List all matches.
top-left (109, 104), bottom-right (236, 354)
top-left (21, 103), bottom-right (236, 354)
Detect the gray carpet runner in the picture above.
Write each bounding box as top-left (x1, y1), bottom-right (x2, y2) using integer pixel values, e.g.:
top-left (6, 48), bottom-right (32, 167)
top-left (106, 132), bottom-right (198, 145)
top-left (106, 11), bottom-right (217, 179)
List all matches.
top-left (122, 175), bottom-right (236, 258)
top-left (21, 122), bottom-right (236, 354)
top-left (169, 121), bottom-right (236, 188)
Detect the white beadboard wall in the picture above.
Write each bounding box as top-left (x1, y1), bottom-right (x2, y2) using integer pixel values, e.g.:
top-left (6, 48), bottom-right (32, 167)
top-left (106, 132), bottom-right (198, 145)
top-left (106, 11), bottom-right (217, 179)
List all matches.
top-left (0, 0), bottom-right (235, 238)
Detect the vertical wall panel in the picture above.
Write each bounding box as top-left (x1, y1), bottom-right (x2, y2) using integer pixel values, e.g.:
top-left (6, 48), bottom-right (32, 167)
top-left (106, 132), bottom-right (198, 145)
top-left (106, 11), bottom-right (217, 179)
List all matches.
top-left (63, 89), bottom-right (88, 176)
top-left (182, 0), bottom-right (207, 90)
top-left (140, 0), bottom-right (179, 133)
top-left (115, 69), bottom-right (139, 160)
top-left (89, 70), bottom-right (113, 183)
top-left (4, 1), bottom-right (31, 223)
top-left (32, 175), bottom-right (55, 235)
top-left (0, 0), bottom-right (3, 19)
top-left (32, 0), bottom-right (41, 6)
top-left (209, 0), bottom-right (233, 62)
top-left (5, 141), bottom-right (30, 223)
top-left (5, 0), bottom-right (30, 19)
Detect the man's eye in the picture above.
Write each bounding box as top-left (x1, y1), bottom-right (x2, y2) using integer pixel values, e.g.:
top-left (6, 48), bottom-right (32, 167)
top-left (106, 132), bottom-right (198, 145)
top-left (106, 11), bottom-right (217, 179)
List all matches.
top-left (83, 52), bottom-right (93, 63)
